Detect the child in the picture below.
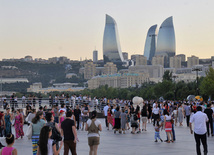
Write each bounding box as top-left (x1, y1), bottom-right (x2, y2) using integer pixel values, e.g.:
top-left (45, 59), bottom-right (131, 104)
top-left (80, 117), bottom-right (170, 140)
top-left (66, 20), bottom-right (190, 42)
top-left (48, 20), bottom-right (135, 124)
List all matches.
top-left (0, 134), bottom-right (17, 155)
top-left (154, 123), bottom-right (163, 142)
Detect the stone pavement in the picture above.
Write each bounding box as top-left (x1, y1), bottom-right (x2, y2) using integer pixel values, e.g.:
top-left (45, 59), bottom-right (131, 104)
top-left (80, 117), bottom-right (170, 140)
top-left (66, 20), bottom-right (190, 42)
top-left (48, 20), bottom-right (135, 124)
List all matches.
top-left (1, 119), bottom-right (214, 155)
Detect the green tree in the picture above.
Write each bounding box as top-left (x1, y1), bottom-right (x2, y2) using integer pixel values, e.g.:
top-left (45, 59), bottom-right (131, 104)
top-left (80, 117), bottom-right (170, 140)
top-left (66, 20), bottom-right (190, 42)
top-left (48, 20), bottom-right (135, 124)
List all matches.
top-left (163, 70), bottom-right (172, 81)
top-left (200, 67), bottom-right (214, 100)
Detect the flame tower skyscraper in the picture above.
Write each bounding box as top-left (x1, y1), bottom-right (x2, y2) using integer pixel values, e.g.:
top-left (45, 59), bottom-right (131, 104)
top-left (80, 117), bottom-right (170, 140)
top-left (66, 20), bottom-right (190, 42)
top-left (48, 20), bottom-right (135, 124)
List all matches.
top-left (103, 14), bottom-right (124, 63)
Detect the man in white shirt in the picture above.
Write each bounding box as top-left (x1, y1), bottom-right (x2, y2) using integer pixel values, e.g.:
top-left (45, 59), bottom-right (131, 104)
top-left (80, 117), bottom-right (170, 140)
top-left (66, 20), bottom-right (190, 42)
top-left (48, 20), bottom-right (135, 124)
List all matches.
top-left (190, 106), bottom-right (209, 155)
top-left (103, 103), bottom-right (110, 127)
top-left (152, 104), bottom-right (160, 126)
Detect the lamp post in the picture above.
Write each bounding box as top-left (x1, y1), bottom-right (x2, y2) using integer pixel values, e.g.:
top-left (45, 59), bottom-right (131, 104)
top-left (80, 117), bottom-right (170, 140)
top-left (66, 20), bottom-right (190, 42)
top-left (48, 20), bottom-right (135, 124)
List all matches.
top-left (192, 67), bottom-right (202, 95)
top-left (172, 74), bottom-right (177, 101)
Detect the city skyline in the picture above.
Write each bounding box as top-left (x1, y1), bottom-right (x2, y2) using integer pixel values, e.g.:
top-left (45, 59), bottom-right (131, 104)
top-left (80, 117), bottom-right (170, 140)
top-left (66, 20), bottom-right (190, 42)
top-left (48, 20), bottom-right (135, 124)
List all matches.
top-left (0, 0), bottom-right (214, 60)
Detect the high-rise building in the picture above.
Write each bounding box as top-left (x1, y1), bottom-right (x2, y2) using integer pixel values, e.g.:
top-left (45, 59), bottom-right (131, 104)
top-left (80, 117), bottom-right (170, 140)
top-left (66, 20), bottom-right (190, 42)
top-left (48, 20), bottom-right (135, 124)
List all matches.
top-left (144, 25), bottom-right (157, 61)
top-left (131, 54), bottom-right (147, 65)
top-left (156, 16), bottom-right (176, 67)
top-left (103, 14), bottom-right (124, 63)
top-left (152, 55), bottom-right (164, 67)
top-left (187, 55), bottom-right (199, 68)
top-left (84, 62), bottom-right (96, 80)
top-left (135, 55), bottom-right (147, 66)
top-left (122, 52), bottom-right (128, 60)
top-left (177, 54), bottom-right (186, 62)
top-left (104, 62), bottom-right (117, 75)
top-left (93, 50), bottom-right (98, 62)
top-left (170, 56), bottom-right (181, 68)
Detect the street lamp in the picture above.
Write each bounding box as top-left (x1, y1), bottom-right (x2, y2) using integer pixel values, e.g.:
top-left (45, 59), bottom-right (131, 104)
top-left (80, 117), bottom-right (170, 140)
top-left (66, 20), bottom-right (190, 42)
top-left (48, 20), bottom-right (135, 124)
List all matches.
top-left (172, 74), bottom-right (177, 101)
top-left (192, 66), bottom-right (202, 95)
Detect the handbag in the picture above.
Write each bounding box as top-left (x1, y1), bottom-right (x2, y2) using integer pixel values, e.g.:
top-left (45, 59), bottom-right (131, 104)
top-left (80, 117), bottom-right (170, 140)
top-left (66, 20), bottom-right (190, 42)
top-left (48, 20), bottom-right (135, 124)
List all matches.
top-left (26, 123), bottom-right (33, 139)
top-left (52, 123), bottom-right (62, 141)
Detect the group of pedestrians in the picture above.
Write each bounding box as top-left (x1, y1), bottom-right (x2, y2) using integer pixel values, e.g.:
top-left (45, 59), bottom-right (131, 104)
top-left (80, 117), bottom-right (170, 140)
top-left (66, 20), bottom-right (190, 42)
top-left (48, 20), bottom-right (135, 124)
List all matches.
top-left (0, 96), bottom-right (214, 155)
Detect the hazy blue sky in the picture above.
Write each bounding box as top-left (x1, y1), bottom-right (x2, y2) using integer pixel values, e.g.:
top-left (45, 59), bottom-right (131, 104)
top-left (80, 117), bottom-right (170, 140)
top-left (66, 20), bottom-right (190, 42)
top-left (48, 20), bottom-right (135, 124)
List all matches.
top-left (0, 0), bottom-right (214, 60)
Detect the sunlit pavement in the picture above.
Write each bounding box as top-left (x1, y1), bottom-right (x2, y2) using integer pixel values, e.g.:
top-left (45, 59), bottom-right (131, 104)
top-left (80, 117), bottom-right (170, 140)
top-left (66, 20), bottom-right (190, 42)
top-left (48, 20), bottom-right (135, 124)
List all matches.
top-left (1, 119), bottom-right (214, 155)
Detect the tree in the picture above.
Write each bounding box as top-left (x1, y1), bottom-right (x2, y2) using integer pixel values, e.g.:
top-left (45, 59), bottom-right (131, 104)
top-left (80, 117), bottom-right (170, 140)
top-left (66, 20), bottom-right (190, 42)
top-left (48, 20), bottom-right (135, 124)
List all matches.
top-left (200, 67), bottom-right (214, 100)
top-left (163, 70), bottom-right (172, 81)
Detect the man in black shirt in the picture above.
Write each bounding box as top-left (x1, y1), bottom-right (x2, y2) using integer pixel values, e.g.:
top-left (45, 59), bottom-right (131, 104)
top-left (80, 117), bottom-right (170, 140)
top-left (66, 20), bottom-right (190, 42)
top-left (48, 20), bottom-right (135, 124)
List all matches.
top-left (61, 111), bottom-right (77, 155)
top-left (74, 105), bottom-right (81, 130)
top-left (204, 104), bottom-right (214, 137)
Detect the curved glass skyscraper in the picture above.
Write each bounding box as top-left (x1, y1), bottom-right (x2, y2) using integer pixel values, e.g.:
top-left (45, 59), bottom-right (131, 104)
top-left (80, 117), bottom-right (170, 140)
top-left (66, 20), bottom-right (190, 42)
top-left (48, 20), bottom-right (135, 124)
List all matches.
top-left (144, 25), bottom-right (157, 61)
top-left (103, 14), bottom-right (124, 63)
top-left (156, 16), bottom-right (176, 67)
top-left (156, 16), bottom-right (175, 56)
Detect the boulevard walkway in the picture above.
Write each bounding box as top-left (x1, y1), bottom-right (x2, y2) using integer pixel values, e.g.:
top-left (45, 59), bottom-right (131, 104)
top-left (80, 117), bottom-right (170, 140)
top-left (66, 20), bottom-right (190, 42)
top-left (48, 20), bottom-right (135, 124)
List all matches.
top-left (1, 119), bottom-right (214, 155)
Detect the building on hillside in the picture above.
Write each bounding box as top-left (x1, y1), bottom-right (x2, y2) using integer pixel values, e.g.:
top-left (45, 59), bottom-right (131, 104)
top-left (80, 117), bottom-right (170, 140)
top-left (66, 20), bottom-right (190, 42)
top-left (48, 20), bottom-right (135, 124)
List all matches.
top-left (135, 55), bottom-right (147, 66)
top-left (27, 82), bottom-right (84, 94)
top-left (170, 56), bottom-right (181, 68)
top-left (104, 62), bottom-right (117, 75)
top-left (187, 55), bottom-right (199, 68)
top-left (128, 65), bottom-right (164, 79)
top-left (88, 73), bottom-right (149, 89)
top-left (177, 54), bottom-right (186, 62)
top-left (152, 55), bottom-right (164, 66)
top-left (66, 73), bottom-right (77, 78)
top-left (84, 62), bottom-right (96, 79)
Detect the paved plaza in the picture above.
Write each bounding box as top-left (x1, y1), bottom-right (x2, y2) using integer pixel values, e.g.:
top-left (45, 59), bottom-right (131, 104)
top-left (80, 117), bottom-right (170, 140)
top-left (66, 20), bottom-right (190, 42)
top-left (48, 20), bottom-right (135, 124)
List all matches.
top-left (1, 118), bottom-right (214, 155)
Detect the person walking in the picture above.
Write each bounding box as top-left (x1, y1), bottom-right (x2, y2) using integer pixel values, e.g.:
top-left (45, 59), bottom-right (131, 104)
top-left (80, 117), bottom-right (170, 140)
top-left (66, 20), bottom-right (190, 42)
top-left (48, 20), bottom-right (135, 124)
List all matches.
top-left (32, 111), bottom-right (46, 155)
top-left (14, 109), bottom-right (24, 139)
top-left (152, 104), bottom-right (160, 126)
top-left (4, 108), bottom-right (12, 137)
top-left (103, 103), bottom-right (109, 128)
top-left (178, 104), bottom-right (184, 126)
top-left (163, 109), bottom-right (173, 143)
top-left (74, 105), bottom-right (81, 130)
top-left (204, 104), bottom-right (213, 137)
top-left (61, 111), bottom-right (77, 155)
top-left (85, 111), bottom-right (102, 155)
top-left (184, 103), bottom-right (191, 127)
top-left (36, 126), bottom-right (63, 155)
top-left (141, 102), bottom-right (148, 131)
top-left (190, 106), bottom-right (209, 155)
top-left (45, 113), bottom-right (62, 151)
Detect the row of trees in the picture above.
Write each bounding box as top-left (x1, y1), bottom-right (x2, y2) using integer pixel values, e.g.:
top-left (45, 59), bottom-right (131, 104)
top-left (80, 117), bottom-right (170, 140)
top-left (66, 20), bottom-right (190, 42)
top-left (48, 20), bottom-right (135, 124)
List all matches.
top-left (76, 67), bottom-right (214, 101)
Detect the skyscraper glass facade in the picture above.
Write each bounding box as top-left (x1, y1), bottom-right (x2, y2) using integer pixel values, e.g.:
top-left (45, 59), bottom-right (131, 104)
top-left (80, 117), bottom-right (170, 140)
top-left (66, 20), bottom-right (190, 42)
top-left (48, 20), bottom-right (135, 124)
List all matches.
top-left (103, 14), bottom-right (124, 63)
top-left (144, 25), bottom-right (157, 61)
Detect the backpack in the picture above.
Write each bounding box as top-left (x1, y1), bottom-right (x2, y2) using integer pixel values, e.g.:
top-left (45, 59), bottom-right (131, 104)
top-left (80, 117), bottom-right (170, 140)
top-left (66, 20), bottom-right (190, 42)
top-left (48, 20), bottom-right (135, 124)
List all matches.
top-left (47, 122), bottom-right (62, 142)
top-left (88, 120), bottom-right (99, 134)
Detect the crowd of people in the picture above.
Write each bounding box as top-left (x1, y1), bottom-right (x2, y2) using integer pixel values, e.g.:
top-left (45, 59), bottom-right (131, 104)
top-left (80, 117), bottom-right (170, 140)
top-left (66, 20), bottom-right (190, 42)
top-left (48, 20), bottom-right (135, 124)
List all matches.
top-left (0, 93), bottom-right (213, 155)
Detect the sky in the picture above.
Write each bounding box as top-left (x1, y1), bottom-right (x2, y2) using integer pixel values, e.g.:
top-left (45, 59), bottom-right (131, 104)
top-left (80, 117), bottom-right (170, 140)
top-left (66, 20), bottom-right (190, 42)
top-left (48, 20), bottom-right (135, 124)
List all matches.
top-left (0, 0), bottom-right (214, 61)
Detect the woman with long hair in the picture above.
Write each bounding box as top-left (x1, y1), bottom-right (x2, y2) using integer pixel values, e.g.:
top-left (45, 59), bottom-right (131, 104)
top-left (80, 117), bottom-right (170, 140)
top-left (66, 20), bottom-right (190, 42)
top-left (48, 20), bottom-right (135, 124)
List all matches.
top-left (32, 111), bottom-right (46, 155)
top-left (45, 112), bottom-right (61, 151)
top-left (107, 108), bottom-right (113, 130)
top-left (85, 111), bottom-right (102, 155)
top-left (36, 126), bottom-right (63, 155)
top-left (4, 108), bottom-right (12, 137)
top-left (14, 109), bottom-right (24, 139)
top-left (163, 109), bottom-right (173, 143)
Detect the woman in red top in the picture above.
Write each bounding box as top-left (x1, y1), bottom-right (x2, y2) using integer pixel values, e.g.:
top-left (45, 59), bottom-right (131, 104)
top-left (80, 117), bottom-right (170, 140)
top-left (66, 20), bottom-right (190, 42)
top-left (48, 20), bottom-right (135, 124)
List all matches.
top-left (107, 108), bottom-right (113, 130)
